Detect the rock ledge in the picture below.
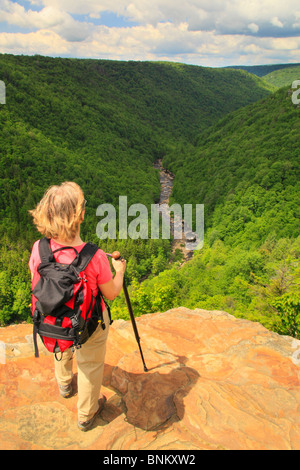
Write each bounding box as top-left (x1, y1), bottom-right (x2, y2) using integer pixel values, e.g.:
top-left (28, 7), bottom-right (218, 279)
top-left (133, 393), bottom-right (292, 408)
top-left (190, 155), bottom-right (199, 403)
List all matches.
top-left (0, 307), bottom-right (299, 450)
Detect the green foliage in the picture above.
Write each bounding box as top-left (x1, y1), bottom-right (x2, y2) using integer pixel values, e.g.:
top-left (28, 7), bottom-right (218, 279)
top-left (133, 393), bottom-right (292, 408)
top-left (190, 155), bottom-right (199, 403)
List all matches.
top-left (119, 237), bottom-right (299, 337)
top-left (165, 86), bottom-right (300, 240)
top-left (118, 87), bottom-right (300, 338)
top-left (1, 55), bottom-right (298, 339)
top-left (0, 54), bottom-right (272, 245)
top-left (0, 239), bottom-right (32, 325)
top-left (263, 66), bottom-right (300, 89)
top-left (271, 293), bottom-right (300, 339)
top-left (0, 53), bottom-right (273, 325)
top-left (111, 267), bottom-right (184, 320)
top-left (227, 63), bottom-right (300, 78)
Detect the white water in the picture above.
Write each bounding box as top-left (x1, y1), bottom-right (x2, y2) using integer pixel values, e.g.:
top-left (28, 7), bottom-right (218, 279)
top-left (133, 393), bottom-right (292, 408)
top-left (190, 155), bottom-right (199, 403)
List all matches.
top-left (153, 160), bottom-right (201, 258)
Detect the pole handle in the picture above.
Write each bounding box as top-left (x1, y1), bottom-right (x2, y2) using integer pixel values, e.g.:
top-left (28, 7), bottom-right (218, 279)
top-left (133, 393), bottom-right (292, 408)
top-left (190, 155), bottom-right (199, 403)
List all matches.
top-left (110, 251), bottom-right (122, 260)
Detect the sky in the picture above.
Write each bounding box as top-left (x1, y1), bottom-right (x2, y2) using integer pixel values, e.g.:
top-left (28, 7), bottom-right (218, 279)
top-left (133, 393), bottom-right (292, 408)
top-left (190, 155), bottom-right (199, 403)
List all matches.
top-left (0, 0), bottom-right (300, 67)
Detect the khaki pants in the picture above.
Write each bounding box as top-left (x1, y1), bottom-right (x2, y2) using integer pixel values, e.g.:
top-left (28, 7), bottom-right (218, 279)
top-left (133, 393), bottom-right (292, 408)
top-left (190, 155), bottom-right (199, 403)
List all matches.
top-left (54, 308), bottom-right (110, 422)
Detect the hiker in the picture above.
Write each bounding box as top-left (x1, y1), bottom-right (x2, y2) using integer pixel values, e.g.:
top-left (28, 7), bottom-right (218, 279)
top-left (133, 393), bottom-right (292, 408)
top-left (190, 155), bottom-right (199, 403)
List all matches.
top-left (28, 181), bottom-right (126, 431)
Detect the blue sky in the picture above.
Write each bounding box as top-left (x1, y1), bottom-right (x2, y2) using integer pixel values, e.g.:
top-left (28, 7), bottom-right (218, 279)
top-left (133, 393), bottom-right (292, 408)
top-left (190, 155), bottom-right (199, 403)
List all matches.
top-left (0, 0), bottom-right (300, 66)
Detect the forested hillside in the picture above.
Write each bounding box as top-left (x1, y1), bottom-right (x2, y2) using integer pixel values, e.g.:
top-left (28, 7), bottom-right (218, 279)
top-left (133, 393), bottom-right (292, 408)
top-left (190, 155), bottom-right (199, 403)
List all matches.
top-left (0, 55), bottom-right (273, 238)
top-left (0, 54), bottom-right (273, 325)
top-left (263, 65), bottom-right (300, 88)
top-left (117, 86), bottom-right (300, 338)
top-left (227, 63), bottom-right (300, 77)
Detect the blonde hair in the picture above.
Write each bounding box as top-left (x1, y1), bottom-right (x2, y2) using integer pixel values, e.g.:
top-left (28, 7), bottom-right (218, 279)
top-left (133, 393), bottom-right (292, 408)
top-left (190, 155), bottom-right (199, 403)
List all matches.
top-left (29, 182), bottom-right (85, 242)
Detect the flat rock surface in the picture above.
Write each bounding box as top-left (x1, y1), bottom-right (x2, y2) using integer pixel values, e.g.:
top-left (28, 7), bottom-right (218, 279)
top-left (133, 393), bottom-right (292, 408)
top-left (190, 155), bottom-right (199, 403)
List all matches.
top-left (0, 307), bottom-right (299, 450)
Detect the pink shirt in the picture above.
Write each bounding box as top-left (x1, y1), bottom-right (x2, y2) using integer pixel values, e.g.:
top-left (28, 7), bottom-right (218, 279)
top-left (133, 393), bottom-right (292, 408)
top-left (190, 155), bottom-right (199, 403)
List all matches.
top-left (29, 239), bottom-right (113, 313)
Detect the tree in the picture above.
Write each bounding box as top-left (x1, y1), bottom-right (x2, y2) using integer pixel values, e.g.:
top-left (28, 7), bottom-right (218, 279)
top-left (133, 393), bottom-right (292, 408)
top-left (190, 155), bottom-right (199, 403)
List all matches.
top-left (271, 293), bottom-right (300, 338)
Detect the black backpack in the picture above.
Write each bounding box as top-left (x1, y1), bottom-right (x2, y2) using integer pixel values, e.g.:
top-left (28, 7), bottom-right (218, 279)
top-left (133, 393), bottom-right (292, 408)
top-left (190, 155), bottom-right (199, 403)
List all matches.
top-left (32, 238), bottom-right (111, 359)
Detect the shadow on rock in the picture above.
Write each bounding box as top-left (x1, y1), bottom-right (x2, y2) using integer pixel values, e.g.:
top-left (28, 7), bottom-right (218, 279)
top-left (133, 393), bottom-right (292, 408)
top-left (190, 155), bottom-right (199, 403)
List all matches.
top-left (104, 351), bottom-right (200, 431)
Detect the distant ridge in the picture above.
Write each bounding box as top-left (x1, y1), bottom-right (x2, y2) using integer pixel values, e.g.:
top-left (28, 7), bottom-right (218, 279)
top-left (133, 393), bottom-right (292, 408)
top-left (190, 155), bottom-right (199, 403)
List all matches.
top-left (226, 63), bottom-right (300, 77)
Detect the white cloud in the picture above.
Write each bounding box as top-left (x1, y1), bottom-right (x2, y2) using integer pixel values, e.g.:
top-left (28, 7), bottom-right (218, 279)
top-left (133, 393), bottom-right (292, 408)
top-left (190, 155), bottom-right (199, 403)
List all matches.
top-left (292, 11), bottom-right (300, 28)
top-left (0, 0), bottom-right (300, 65)
top-left (13, 0), bottom-right (300, 33)
top-left (25, 0), bottom-right (130, 17)
top-left (0, 1), bottom-right (93, 41)
top-left (248, 23), bottom-right (259, 34)
top-left (0, 29), bottom-right (70, 55)
top-left (271, 17), bottom-right (284, 28)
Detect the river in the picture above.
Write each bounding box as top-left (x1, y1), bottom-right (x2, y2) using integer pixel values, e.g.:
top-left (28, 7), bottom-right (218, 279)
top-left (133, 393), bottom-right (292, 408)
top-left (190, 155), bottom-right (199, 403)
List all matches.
top-left (153, 159), bottom-right (201, 263)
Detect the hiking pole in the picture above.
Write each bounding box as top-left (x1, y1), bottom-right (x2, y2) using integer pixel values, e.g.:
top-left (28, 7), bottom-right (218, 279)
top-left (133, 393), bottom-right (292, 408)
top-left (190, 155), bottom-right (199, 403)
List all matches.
top-left (107, 251), bottom-right (148, 372)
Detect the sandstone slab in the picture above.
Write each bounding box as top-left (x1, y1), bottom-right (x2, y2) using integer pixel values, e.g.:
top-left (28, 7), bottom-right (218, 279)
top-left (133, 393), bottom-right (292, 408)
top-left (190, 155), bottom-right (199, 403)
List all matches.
top-left (0, 308), bottom-right (299, 450)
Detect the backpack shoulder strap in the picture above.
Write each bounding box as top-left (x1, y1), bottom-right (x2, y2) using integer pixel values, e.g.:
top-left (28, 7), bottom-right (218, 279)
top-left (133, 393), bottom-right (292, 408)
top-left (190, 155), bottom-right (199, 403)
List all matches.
top-left (38, 238), bottom-right (99, 270)
top-left (75, 242), bottom-right (99, 272)
top-left (38, 237), bottom-right (53, 263)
